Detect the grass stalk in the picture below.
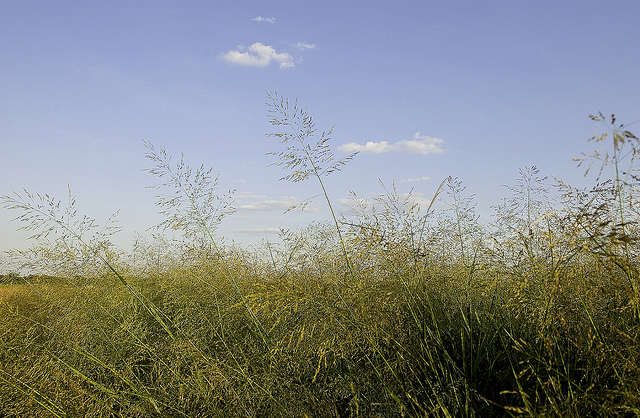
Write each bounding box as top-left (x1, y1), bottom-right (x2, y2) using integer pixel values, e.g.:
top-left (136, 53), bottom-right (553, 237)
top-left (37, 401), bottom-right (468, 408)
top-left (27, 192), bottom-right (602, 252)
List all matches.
top-left (266, 91), bottom-right (358, 284)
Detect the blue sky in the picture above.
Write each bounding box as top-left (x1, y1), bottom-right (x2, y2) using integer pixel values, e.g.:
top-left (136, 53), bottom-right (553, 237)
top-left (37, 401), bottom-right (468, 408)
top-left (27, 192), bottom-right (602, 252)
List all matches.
top-left (1, 1), bottom-right (639, 255)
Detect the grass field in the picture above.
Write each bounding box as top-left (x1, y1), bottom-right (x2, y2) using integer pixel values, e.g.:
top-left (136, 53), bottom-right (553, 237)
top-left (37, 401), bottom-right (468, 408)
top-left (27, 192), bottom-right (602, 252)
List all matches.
top-left (1, 106), bottom-right (639, 416)
top-left (0, 284), bottom-right (28, 300)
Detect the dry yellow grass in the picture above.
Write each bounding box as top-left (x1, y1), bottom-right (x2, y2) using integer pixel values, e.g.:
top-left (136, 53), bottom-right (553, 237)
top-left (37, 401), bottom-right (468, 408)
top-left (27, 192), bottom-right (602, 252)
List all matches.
top-left (0, 284), bottom-right (30, 301)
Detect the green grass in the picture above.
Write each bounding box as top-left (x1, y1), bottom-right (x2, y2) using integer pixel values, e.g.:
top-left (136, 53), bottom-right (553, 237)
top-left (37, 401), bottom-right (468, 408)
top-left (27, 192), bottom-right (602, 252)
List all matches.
top-left (1, 257), bottom-right (638, 416)
top-left (1, 106), bottom-right (639, 416)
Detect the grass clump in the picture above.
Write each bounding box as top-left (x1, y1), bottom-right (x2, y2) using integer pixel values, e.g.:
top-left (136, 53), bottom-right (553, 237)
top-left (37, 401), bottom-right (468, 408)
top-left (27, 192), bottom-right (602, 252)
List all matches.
top-left (1, 103), bottom-right (639, 416)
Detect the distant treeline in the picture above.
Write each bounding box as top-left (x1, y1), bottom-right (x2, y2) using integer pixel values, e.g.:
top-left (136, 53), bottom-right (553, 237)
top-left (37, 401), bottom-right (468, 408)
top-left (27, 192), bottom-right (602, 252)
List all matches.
top-left (0, 273), bottom-right (66, 285)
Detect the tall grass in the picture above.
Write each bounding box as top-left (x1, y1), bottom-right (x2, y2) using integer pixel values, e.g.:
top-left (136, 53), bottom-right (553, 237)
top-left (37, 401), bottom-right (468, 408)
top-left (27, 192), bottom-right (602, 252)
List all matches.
top-left (1, 103), bottom-right (639, 416)
top-left (266, 90), bottom-right (358, 284)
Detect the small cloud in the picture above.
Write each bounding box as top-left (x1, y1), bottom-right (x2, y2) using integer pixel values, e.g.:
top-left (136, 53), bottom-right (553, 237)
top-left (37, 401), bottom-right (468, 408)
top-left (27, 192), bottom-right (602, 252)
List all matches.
top-left (236, 227), bottom-right (281, 234)
top-left (253, 16), bottom-right (275, 23)
top-left (338, 132), bottom-right (445, 155)
top-left (295, 42), bottom-right (316, 51)
top-left (235, 195), bottom-right (319, 213)
top-left (223, 42), bottom-right (294, 69)
top-left (399, 192), bottom-right (437, 209)
top-left (337, 196), bottom-right (372, 212)
top-left (339, 191), bottom-right (436, 213)
top-left (338, 141), bottom-right (391, 154)
top-left (399, 176), bottom-right (431, 183)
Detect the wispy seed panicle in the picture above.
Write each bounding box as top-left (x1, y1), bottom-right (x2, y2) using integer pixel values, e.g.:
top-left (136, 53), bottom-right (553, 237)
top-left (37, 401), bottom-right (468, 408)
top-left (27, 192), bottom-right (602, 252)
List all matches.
top-left (0, 186), bottom-right (121, 244)
top-left (143, 140), bottom-right (235, 241)
top-left (266, 91), bottom-right (358, 186)
top-left (265, 90), bottom-right (358, 283)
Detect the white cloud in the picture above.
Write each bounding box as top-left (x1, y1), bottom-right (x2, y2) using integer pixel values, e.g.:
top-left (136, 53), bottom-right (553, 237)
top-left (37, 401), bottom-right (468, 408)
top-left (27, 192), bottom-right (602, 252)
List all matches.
top-left (223, 42), bottom-right (294, 69)
top-left (253, 16), bottom-right (275, 23)
top-left (337, 196), bottom-right (372, 213)
top-left (399, 176), bottom-right (431, 183)
top-left (339, 141), bottom-right (392, 154)
top-left (235, 195), bottom-right (319, 213)
top-left (236, 228), bottom-right (281, 234)
top-left (295, 42), bottom-right (316, 51)
top-left (339, 191), bottom-right (437, 213)
top-left (338, 132), bottom-right (445, 154)
top-left (399, 192), bottom-right (438, 209)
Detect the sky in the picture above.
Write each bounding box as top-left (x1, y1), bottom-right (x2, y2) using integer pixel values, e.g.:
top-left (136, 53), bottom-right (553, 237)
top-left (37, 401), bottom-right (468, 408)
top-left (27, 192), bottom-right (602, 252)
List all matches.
top-left (1, 1), bottom-right (639, 258)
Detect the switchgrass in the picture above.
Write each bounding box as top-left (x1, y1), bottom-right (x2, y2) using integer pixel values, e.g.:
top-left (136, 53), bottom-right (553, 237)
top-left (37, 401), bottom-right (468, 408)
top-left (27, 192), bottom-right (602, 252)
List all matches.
top-left (1, 105), bottom-right (639, 417)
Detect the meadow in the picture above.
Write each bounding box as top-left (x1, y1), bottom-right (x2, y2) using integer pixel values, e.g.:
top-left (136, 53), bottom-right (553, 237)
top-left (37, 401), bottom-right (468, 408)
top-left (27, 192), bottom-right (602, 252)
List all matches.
top-left (1, 98), bottom-right (639, 417)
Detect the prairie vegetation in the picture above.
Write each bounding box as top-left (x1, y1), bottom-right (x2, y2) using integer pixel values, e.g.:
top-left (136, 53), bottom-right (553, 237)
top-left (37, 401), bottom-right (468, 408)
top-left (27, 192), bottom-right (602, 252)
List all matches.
top-left (1, 100), bottom-right (639, 416)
